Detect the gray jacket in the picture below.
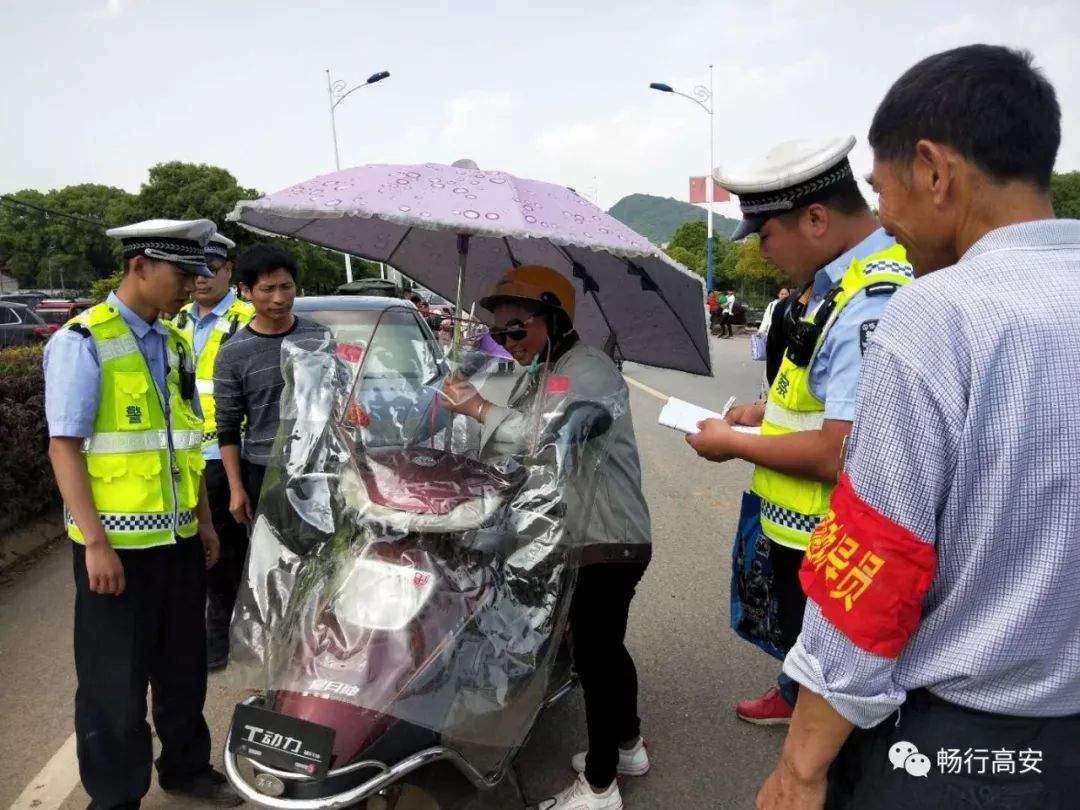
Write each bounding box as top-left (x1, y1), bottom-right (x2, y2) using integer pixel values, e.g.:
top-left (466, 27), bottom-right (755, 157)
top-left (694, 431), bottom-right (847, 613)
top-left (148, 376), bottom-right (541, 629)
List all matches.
top-left (480, 341), bottom-right (652, 565)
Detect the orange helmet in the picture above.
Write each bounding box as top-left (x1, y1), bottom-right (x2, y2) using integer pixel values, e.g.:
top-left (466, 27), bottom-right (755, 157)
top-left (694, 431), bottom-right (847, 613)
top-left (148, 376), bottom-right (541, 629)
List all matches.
top-left (478, 265), bottom-right (576, 321)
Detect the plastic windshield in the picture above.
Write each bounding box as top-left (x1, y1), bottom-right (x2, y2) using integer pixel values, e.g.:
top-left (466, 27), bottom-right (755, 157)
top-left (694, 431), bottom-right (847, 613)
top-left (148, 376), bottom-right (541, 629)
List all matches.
top-left (229, 306), bottom-right (624, 776)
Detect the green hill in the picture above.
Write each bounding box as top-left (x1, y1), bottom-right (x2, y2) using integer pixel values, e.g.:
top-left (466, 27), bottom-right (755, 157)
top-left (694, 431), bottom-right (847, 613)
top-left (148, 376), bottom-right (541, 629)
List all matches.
top-left (608, 193), bottom-right (739, 246)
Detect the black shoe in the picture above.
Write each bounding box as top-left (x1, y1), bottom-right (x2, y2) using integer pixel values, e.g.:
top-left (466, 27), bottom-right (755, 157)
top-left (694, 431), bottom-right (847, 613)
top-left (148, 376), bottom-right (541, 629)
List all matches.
top-left (161, 768), bottom-right (242, 806)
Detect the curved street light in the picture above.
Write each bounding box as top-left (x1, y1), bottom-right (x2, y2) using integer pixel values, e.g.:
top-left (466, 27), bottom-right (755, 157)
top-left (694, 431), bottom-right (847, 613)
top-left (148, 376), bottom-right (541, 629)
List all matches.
top-left (650, 66), bottom-right (717, 294)
top-left (326, 68), bottom-right (391, 282)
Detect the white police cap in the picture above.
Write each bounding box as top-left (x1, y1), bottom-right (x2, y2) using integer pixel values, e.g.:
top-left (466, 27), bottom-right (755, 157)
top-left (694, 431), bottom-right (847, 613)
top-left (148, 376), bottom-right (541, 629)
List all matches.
top-left (205, 232), bottom-right (237, 262)
top-left (106, 218), bottom-right (217, 277)
top-left (713, 136), bottom-right (858, 240)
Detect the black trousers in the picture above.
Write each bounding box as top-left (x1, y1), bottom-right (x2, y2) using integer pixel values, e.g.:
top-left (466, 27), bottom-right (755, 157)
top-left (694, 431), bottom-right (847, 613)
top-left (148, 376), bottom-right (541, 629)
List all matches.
top-left (204, 459), bottom-right (250, 662)
top-left (243, 461), bottom-right (267, 514)
top-left (826, 689), bottom-right (1080, 809)
top-left (770, 540), bottom-right (808, 705)
top-left (569, 561), bottom-right (648, 789)
top-left (73, 536), bottom-right (212, 809)
top-left (720, 313), bottom-right (734, 337)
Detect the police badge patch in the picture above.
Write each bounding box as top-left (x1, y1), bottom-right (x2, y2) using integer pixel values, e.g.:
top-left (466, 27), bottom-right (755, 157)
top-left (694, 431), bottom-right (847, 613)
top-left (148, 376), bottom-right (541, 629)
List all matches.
top-left (859, 320), bottom-right (879, 355)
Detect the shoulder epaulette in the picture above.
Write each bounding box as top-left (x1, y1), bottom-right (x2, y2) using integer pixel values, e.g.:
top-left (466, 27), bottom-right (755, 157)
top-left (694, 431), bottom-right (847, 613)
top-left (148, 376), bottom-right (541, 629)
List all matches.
top-left (80, 302), bottom-right (122, 328)
top-left (67, 322), bottom-right (91, 338)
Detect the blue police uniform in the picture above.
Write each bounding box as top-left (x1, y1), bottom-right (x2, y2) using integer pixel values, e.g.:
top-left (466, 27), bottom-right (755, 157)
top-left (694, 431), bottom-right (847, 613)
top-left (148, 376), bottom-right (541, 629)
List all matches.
top-left (44, 218), bottom-right (236, 808)
top-left (805, 227), bottom-right (898, 422)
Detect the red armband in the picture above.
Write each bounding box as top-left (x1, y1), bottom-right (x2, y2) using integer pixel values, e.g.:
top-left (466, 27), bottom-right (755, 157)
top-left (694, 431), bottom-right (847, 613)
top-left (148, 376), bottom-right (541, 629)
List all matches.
top-left (799, 473), bottom-right (936, 658)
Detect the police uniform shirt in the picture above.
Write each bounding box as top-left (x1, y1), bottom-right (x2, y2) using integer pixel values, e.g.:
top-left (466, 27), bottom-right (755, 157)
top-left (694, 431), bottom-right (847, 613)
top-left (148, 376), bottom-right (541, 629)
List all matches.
top-left (186, 288), bottom-right (238, 461)
top-left (802, 227), bottom-right (902, 422)
top-left (190, 289), bottom-right (238, 358)
top-left (44, 291), bottom-right (199, 438)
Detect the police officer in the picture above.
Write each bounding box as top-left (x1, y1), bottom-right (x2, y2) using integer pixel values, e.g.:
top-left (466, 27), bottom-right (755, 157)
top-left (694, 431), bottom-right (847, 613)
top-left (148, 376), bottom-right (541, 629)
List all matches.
top-left (685, 138), bottom-right (912, 725)
top-left (174, 232), bottom-right (254, 671)
top-left (44, 219), bottom-right (241, 807)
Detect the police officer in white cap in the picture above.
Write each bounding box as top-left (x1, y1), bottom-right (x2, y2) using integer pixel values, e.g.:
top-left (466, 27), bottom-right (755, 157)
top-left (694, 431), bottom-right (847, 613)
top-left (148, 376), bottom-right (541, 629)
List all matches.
top-left (173, 231), bottom-right (254, 671)
top-left (685, 138), bottom-right (913, 725)
top-left (44, 219), bottom-right (241, 807)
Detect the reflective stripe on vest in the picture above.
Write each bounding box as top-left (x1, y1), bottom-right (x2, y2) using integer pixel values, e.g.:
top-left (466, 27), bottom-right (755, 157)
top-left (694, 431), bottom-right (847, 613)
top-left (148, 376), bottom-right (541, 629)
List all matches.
top-left (82, 428), bottom-right (204, 453)
top-left (65, 302), bottom-right (206, 548)
top-left (751, 242), bottom-right (913, 550)
top-left (762, 400), bottom-right (825, 433)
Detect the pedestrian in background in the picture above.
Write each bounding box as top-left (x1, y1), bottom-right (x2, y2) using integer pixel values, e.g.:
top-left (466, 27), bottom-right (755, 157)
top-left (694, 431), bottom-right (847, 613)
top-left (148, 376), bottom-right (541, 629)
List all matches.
top-left (757, 45), bottom-right (1080, 810)
top-left (720, 289), bottom-right (736, 338)
top-left (173, 233), bottom-right (254, 672)
top-left (44, 219), bottom-right (240, 807)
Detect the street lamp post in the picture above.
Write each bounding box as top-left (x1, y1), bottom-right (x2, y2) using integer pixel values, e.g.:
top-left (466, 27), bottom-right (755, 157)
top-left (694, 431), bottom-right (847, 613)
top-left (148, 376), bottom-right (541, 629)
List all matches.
top-left (326, 68), bottom-right (390, 283)
top-left (649, 64), bottom-right (716, 294)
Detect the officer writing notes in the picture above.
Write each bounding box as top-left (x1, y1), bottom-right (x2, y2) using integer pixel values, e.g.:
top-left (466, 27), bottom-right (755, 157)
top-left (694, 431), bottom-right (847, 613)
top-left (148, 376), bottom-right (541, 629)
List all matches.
top-left (174, 232), bottom-right (254, 671)
top-left (44, 219), bottom-right (241, 808)
top-left (685, 139), bottom-right (912, 725)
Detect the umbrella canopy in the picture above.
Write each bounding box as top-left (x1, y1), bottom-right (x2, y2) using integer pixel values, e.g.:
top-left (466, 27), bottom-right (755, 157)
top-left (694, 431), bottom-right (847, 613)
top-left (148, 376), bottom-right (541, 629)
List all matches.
top-left (230, 162), bottom-right (710, 375)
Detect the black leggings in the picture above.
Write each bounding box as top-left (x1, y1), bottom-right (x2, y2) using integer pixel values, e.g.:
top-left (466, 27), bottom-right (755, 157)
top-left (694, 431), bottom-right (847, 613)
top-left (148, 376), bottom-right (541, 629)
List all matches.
top-left (569, 561), bottom-right (648, 789)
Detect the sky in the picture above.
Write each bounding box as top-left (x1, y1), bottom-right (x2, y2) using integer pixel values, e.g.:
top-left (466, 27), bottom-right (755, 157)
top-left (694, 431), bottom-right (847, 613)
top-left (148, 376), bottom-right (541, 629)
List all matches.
top-left (2, 0), bottom-right (1078, 222)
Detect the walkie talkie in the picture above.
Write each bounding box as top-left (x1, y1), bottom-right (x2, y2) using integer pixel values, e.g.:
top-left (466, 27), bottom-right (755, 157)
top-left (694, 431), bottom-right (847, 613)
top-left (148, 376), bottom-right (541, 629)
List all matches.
top-left (786, 286), bottom-right (841, 368)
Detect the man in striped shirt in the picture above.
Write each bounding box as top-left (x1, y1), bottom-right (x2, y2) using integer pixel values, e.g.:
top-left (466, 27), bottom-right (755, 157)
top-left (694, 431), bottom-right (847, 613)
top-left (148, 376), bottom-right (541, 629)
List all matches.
top-left (213, 244), bottom-right (327, 533)
top-left (757, 45), bottom-right (1080, 810)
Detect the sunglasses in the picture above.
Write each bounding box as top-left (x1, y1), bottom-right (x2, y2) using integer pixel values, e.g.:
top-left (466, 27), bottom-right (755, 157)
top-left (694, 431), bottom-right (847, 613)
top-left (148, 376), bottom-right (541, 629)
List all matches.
top-left (490, 317), bottom-right (534, 347)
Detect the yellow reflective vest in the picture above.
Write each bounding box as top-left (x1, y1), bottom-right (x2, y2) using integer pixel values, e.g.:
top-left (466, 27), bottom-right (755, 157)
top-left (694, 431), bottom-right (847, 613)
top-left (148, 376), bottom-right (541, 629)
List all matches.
top-left (174, 295), bottom-right (254, 450)
top-left (66, 302), bottom-right (206, 548)
top-left (750, 243), bottom-right (913, 550)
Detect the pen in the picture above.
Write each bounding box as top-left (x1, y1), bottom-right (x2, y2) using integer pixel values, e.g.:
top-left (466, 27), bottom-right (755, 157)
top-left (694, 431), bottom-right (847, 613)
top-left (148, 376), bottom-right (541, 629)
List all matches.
top-left (720, 396), bottom-right (737, 419)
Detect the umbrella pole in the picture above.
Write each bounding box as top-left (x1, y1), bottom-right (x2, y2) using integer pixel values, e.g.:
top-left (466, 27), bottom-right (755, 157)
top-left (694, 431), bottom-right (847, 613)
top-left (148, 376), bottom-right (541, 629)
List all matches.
top-left (452, 233), bottom-right (470, 366)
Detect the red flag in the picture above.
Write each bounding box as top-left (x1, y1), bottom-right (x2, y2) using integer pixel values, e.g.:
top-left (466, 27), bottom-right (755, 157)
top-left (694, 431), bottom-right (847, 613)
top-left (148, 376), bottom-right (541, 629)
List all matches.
top-left (800, 473), bottom-right (937, 658)
top-left (689, 177), bottom-right (730, 203)
top-left (689, 176), bottom-right (707, 204)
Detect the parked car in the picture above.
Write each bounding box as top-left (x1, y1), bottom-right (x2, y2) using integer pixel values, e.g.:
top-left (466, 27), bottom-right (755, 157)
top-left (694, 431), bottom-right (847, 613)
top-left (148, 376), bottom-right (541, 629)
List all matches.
top-left (0, 301), bottom-right (51, 346)
top-left (35, 298), bottom-right (92, 332)
top-left (293, 295), bottom-right (450, 447)
top-left (0, 292), bottom-right (48, 309)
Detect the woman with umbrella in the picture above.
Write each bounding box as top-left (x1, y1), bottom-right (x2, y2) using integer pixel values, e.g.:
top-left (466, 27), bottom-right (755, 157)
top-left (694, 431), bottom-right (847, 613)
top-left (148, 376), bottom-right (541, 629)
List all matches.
top-left (442, 265), bottom-right (652, 810)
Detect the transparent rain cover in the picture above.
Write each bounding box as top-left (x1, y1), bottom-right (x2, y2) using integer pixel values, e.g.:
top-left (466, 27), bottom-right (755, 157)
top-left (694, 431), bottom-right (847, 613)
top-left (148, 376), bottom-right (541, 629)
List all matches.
top-left (229, 306), bottom-right (625, 776)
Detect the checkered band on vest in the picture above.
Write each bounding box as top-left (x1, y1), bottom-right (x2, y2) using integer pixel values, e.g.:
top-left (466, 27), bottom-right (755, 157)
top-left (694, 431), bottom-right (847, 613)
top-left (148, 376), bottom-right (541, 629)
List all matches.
top-left (760, 500), bottom-right (824, 535)
top-left (862, 259), bottom-right (913, 277)
top-left (67, 509), bottom-right (196, 533)
top-left (201, 430), bottom-right (218, 445)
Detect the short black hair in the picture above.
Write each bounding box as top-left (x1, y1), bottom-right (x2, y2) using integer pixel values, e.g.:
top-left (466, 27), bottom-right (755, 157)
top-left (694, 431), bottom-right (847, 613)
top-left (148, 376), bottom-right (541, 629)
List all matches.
top-left (234, 243), bottom-right (299, 289)
top-left (869, 45), bottom-right (1060, 190)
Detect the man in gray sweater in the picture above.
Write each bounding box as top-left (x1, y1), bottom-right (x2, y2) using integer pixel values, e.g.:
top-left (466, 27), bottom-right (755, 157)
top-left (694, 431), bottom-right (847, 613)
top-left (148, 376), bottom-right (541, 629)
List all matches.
top-left (213, 243), bottom-right (327, 527)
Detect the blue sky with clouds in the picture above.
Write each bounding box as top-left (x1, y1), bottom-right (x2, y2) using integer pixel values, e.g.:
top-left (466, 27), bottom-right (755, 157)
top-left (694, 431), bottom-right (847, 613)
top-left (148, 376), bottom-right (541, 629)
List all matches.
top-left (2, 0), bottom-right (1078, 221)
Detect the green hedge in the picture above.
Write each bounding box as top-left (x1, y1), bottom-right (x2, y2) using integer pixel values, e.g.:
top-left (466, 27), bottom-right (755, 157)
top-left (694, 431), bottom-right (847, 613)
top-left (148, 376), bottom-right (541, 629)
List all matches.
top-left (0, 345), bottom-right (57, 534)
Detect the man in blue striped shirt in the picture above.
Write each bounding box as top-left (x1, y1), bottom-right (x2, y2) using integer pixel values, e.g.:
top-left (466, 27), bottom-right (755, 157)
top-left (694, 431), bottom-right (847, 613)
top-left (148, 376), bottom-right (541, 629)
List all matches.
top-left (757, 45), bottom-right (1080, 809)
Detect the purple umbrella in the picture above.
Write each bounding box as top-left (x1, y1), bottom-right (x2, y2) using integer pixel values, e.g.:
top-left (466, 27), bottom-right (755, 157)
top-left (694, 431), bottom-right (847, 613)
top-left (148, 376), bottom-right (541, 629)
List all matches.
top-left (230, 162), bottom-right (710, 375)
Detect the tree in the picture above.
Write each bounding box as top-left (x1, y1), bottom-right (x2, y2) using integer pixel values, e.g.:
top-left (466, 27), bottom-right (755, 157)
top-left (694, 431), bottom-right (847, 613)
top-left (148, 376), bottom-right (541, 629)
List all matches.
top-left (664, 219), bottom-right (737, 288)
top-left (0, 184), bottom-right (134, 291)
top-left (1051, 171), bottom-right (1080, 219)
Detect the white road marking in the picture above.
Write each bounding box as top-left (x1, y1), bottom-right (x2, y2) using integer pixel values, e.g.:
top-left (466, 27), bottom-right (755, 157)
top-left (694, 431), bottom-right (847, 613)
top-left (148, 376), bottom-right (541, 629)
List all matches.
top-left (622, 374), bottom-right (669, 403)
top-left (11, 732), bottom-right (81, 809)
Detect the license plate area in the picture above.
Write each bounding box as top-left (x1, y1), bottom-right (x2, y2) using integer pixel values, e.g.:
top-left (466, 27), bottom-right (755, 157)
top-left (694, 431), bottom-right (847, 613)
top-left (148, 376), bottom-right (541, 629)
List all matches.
top-left (229, 703), bottom-right (336, 779)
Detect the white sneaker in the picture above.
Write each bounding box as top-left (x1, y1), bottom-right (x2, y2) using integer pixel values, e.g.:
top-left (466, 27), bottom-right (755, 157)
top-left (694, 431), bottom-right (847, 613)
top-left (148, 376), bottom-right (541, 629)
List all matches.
top-left (536, 773), bottom-right (623, 810)
top-left (571, 737), bottom-right (650, 777)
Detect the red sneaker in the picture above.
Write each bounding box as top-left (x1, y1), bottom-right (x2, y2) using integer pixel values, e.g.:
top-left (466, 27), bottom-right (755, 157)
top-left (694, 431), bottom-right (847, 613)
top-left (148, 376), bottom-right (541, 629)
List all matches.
top-left (735, 687), bottom-right (794, 725)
